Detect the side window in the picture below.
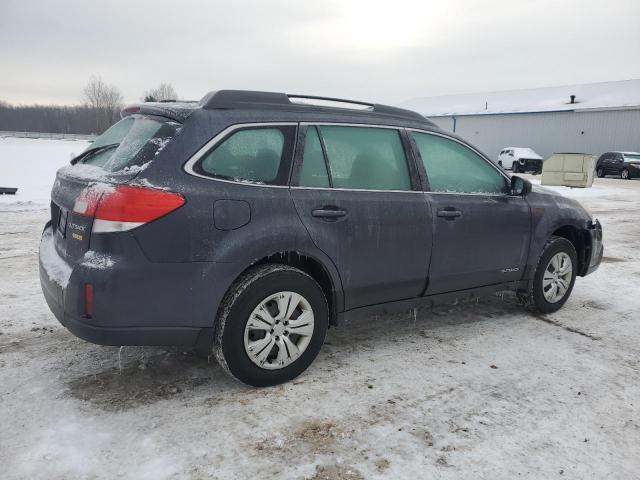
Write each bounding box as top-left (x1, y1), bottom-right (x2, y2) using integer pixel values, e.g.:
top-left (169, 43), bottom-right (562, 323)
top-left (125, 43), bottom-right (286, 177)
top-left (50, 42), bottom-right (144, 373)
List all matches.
top-left (299, 127), bottom-right (330, 187)
top-left (196, 126), bottom-right (293, 184)
top-left (412, 132), bottom-right (507, 194)
top-left (318, 126), bottom-right (411, 191)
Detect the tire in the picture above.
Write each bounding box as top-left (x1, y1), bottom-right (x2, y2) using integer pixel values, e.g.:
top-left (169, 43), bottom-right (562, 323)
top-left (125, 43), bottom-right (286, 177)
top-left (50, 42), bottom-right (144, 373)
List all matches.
top-left (596, 166), bottom-right (605, 178)
top-left (213, 264), bottom-right (329, 387)
top-left (621, 168), bottom-right (630, 180)
top-left (525, 236), bottom-right (578, 314)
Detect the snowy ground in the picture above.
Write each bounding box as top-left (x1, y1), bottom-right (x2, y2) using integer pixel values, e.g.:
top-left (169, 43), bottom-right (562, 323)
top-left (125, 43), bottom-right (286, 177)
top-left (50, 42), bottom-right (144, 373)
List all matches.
top-left (1, 140), bottom-right (640, 479)
top-left (0, 137), bottom-right (91, 208)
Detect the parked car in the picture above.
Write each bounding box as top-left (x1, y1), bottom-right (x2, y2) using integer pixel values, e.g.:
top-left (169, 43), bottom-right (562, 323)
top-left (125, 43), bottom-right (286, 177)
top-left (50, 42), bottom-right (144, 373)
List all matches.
top-left (39, 90), bottom-right (603, 387)
top-left (595, 151), bottom-right (640, 179)
top-left (498, 147), bottom-right (544, 174)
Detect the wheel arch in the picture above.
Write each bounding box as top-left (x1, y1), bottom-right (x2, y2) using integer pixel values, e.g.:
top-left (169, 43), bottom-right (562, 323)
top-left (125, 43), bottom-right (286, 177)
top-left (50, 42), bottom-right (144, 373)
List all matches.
top-left (225, 250), bottom-right (344, 326)
top-left (550, 225), bottom-right (591, 276)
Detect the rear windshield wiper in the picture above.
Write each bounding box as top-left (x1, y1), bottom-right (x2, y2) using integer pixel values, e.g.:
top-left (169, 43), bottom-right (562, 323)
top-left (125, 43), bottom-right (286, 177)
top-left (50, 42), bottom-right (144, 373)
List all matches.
top-left (71, 143), bottom-right (120, 164)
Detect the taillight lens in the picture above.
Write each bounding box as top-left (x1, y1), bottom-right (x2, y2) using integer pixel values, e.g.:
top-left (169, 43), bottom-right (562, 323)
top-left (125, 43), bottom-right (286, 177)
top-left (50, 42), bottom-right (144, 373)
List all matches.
top-left (73, 185), bottom-right (185, 233)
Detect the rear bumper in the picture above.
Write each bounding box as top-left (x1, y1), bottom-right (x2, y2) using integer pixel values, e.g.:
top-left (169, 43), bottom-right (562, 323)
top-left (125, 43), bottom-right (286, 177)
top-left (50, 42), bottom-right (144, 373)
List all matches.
top-left (585, 219), bottom-right (603, 275)
top-left (520, 159), bottom-right (543, 172)
top-left (38, 224), bottom-right (232, 352)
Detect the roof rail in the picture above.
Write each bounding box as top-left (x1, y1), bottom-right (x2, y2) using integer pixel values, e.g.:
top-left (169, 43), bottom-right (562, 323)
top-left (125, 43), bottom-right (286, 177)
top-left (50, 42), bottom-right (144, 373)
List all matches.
top-left (200, 90), bottom-right (427, 122)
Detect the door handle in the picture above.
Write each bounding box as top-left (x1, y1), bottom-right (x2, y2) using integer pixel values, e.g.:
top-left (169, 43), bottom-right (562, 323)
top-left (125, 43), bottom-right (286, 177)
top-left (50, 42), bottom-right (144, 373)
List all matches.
top-left (312, 207), bottom-right (347, 219)
top-left (437, 209), bottom-right (462, 219)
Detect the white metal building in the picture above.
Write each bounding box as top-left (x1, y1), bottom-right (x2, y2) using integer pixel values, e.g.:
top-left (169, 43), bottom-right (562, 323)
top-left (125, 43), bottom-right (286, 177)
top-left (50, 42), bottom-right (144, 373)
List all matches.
top-left (401, 80), bottom-right (640, 160)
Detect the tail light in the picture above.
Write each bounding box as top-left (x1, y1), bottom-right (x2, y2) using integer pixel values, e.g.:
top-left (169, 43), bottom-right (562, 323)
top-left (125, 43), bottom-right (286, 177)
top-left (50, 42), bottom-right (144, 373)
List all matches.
top-left (73, 185), bottom-right (185, 233)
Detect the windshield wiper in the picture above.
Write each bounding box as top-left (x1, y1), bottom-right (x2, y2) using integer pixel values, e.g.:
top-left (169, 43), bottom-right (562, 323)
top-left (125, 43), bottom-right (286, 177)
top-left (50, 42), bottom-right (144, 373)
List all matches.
top-left (71, 143), bottom-right (120, 164)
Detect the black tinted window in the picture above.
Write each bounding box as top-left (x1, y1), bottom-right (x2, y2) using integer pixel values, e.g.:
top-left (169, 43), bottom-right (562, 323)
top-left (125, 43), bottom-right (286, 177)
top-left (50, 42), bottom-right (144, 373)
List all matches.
top-left (412, 132), bottom-right (507, 194)
top-left (197, 126), bottom-right (295, 185)
top-left (299, 127), bottom-right (330, 187)
top-left (318, 126), bottom-right (411, 191)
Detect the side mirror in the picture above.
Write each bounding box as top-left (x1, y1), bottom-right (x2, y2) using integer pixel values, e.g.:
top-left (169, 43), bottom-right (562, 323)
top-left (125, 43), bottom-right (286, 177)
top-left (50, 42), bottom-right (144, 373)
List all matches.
top-left (511, 175), bottom-right (532, 196)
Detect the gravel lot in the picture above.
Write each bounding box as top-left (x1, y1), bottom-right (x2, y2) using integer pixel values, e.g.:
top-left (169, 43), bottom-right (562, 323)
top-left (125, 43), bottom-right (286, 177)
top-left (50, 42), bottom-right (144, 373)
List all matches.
top-left (1, 176), bottom-right (639, 479)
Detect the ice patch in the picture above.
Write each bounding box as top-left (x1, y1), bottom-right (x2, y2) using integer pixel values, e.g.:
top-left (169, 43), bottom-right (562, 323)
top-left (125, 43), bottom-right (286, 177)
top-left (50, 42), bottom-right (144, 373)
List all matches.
top-left (39, 229), bottom-right (72, 288)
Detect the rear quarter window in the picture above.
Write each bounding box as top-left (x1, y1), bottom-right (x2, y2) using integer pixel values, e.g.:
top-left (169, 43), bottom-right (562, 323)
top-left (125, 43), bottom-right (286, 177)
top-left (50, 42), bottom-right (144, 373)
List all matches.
top-left (194, 125), bottom-right (296, 185)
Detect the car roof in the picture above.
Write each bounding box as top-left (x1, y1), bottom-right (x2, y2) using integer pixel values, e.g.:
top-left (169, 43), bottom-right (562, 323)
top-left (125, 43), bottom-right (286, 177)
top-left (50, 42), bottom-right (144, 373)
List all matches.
top-left (122, 90), bottom-right (437, 129)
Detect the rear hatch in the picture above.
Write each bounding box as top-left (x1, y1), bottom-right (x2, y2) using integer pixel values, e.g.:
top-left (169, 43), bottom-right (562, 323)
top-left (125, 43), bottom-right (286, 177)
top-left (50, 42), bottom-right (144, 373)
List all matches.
top-left (50, 114), bottom-right (181, 264)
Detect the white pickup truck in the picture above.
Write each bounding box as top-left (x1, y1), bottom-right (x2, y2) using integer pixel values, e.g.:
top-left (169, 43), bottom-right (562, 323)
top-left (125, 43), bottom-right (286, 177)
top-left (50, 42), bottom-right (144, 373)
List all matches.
top-left (498, 147), bottom-right (544, 173)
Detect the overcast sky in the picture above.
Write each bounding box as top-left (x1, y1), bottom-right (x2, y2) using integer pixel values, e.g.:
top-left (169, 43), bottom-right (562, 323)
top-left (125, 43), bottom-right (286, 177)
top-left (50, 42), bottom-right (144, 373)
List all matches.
top-left (1, 0), bottom-right (639, 106)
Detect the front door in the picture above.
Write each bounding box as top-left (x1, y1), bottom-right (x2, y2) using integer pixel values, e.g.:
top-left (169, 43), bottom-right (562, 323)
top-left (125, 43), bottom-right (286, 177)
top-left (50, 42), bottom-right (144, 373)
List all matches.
top-left (409, 130), bottom-right (531, 294)
top-left (291, 124), bottom-right (432, 310)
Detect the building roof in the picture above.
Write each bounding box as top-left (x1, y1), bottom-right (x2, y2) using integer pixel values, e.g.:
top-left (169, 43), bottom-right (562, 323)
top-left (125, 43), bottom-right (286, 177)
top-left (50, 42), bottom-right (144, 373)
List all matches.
top-left (400, 79), bottom-right (640, 117)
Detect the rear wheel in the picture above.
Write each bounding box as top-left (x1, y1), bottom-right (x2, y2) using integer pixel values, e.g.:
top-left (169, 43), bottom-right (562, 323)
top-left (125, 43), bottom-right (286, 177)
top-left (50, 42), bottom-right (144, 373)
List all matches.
top-left (526, 236), bottom-right (577, 314)
top-left (213, 265), bottom-right (328, 387)
top-left (621, 168), bottom-right (630, 180)
top-left (596, 166), bottom-right (604, 178)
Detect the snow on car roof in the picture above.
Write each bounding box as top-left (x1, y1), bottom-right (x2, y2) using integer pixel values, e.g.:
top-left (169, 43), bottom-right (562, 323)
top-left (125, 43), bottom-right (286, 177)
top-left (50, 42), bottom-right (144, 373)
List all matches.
top-left (400, 79), bottom-right (640, 116)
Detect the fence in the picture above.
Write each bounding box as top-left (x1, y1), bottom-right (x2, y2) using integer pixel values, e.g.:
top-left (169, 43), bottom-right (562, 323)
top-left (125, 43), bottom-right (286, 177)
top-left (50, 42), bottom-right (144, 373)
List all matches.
top-left (0, 131), bottom-right (96, 141)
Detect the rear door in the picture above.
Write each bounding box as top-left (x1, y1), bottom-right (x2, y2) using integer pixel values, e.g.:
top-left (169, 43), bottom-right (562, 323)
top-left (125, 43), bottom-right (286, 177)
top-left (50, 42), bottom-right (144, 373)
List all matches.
top-left (612, 153), bottom-right (624, 174)
top-left (409, 131), bottom-right (531, 294)
top-left (291, 124), bottom-right (432, 310)
top-left (601, 152), bottom-right (614, 173)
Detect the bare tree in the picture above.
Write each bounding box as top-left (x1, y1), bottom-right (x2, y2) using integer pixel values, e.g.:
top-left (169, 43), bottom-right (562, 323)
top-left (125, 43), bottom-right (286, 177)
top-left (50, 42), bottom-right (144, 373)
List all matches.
top-left (143, 83), bottom-right (178, 102)
top-left (82, 75), bottom-right (124, 133)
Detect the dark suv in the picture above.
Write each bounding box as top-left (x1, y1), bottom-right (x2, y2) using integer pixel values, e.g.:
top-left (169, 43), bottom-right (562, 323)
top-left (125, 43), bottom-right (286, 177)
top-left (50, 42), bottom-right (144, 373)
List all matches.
top-left (39, 90), bottom-right (603, 386)
top-left (595, 151), bottom-right (640, 179)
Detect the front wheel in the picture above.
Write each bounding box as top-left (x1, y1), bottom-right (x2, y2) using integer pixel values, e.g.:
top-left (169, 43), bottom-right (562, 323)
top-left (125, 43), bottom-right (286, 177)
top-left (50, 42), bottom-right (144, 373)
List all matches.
top-left (621, 168), bottom-right (630, 180)
top-left (596, 166), bottom-right (605, 178)
top-left (213, 265), bottom-right (329, 387)
top-left (527, 236), bottom-right (578, 314)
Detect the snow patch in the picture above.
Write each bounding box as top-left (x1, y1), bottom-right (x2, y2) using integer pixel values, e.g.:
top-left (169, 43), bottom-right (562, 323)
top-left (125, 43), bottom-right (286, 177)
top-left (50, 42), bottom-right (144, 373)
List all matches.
top-left (81, 251), bottom-right (115, 269)
top-left (122, 161), bottom-right (151, 174)
top-left (39, 229), bottom-right (72, 288)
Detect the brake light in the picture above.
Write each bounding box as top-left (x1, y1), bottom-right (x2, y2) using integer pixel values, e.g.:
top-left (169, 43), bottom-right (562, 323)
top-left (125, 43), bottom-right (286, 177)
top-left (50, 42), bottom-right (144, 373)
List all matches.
top-left (73, 185), bottom-right (185, 233)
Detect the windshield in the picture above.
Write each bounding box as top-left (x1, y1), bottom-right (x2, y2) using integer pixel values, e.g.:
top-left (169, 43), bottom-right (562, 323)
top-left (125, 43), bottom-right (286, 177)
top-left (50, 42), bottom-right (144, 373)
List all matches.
top-left (623, 154), bottom-right (640, 161)
top-left (78, 115), bottom-right (180, 172)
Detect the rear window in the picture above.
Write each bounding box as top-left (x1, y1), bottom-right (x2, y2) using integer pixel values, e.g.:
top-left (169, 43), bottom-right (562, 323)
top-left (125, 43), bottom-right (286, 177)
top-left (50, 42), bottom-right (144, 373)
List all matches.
top-left (76, 115), bottom-right (180, 173)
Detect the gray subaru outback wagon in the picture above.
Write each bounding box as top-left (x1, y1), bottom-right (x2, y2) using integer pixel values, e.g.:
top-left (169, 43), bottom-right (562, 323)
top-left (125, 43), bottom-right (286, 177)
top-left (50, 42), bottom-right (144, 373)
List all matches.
top-left (39, 90), bottom-right (603, 386)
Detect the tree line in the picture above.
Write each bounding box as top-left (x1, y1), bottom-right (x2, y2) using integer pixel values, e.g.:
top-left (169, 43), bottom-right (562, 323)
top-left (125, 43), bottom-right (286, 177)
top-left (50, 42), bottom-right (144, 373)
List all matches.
top-left (0, 77), bottom-right (179, 135)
